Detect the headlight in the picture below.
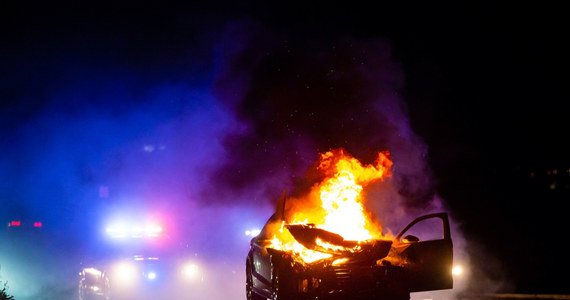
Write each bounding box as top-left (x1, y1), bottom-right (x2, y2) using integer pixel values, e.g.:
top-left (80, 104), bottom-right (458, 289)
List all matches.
top-left (145, 271), bottom-right (157, 280)
top-left (89, 286), bottom-right (101, 292)
top-left (245, 229), bottom-right (261, 237)
top-left (181, 263), bottom-right (199, 280)
top-left (452, 265), bottom-right (463, 276)
top-left (111, 262), bottom-right (138, 287)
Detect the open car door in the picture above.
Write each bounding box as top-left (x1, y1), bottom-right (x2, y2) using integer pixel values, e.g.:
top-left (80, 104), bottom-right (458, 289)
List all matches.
top-left (394, 212), bottom-right (453, 292)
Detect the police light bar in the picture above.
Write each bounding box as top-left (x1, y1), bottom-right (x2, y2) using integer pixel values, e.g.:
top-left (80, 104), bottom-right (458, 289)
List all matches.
top-left (106, 222), bottom-right (164, 238)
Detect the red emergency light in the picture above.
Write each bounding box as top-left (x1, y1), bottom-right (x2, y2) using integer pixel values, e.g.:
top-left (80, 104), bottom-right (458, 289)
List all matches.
top-left (34, 222), bottom-right (43, 228)
top-left (10, 221), bottom-right (21, 226)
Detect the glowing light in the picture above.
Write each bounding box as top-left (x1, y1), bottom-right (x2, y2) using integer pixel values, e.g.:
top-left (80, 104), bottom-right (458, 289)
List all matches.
top-left (117, 263), bottom-right (136, 277)
top-left (133, 255), bottom-right (159, 261)
top-left (452, 265), bottom-right (463, 276)
top-left (33, 222), bottom-right (42, 227)
top-left (245, 229), bottom-right (261, 236)
top-left (84, 268), bottom-right (102, 277)
top-left (106, 222), bottom-right (163, 238)
top-left (112, 262), bottom-right (137, 285)
top-left (182, 263), bottom-right (198, 279)
top-left (131, 226), bottom-right (144, 237)
top-left (90, 286), bottom-right (100, 292)
top-left (10, 221), bottom-right (21, 227)
top-left (146, 272), bottom-right (157, 280)
top-left (106, 224), bottom-right (128, 238)
top-left (145, 225), bottom-right (163, 237)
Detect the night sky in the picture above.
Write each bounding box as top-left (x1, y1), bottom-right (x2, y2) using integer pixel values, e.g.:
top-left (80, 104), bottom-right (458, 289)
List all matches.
top-left (2, 1), bottom-right (569, 297)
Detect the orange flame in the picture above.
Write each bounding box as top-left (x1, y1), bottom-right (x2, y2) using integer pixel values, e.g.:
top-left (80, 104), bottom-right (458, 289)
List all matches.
top-left (270, 148), bottom-right (392, 263)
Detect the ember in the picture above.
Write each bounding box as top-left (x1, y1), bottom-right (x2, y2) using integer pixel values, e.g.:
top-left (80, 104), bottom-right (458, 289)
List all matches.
top-left (269, 148), bottom-right (393, 263)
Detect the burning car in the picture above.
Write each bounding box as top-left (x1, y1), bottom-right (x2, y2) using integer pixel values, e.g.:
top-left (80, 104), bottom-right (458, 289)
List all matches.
top-left (246, 209), bottom-right (453, 300)
top-left (245, 149), bottom-right (453, 300)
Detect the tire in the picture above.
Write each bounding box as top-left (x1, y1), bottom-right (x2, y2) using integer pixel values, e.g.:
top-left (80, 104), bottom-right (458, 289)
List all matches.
top-left (246, 261), bottom-right (265, 300)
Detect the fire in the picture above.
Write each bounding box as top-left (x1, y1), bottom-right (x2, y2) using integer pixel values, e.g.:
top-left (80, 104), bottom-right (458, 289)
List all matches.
top-left (270, 148), bottom-right (392, 263)
top-left (271, 231), bottom-right (333, 263)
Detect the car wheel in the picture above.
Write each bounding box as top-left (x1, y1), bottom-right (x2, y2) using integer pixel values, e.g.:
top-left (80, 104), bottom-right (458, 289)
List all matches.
top-left (246, 261), bottom-right (265, 300)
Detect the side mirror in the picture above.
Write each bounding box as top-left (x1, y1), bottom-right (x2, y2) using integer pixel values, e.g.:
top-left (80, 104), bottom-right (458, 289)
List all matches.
top-left (402, 235), bottom-right (420, 243)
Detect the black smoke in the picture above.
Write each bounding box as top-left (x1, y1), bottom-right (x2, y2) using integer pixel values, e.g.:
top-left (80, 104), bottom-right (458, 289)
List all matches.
top-left (209, 21), bottom-right (437, 215)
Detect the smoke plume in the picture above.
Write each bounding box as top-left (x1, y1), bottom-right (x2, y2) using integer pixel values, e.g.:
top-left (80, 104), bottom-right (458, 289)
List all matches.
top-left (210, 20), bottom-right (438, 218)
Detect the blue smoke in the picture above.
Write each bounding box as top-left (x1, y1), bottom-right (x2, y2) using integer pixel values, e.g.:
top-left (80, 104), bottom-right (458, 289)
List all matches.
top-left (1, 60), bottom-right (230, 225)
top-left (0, 30), bottom-right (256, 298)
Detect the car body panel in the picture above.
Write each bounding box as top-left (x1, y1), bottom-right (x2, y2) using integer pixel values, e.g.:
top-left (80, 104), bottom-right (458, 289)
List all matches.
top-left (250, 239), bottom-right (273, 296)
top-left (246, 210), bottom-right (453, 299)
top-left (393, 213), bottom-right (453, 292)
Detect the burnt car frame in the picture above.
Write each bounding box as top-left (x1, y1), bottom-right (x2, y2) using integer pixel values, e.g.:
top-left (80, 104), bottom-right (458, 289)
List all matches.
top-left (246, 196), bottom-right (453, 300)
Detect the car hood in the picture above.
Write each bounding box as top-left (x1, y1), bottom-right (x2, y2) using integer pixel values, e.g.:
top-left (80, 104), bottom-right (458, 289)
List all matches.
top-left (285, 224), bottom-right (392, 262)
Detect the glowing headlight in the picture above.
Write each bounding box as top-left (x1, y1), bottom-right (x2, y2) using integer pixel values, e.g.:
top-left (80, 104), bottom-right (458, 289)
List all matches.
top-left (146, 271), bottom-right (157, 280)
top-left (452, 265), bottom-right (463, 276)
top-left (245, 229), bottom-right (261, 237)
top-left (181, 263), bottom-right (198, 279)
top-left (90, 286), bottom-right (100, 292)
top-left (112, 262), bottom-right (137, 286)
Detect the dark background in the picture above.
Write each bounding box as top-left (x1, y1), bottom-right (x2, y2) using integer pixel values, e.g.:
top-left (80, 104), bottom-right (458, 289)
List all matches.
top-left (2, 1), bottom-right (568, 295)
